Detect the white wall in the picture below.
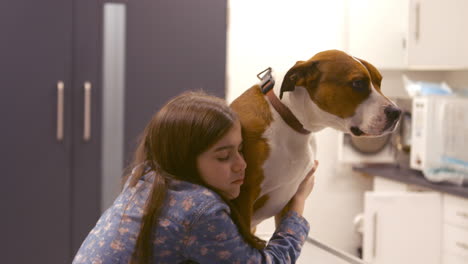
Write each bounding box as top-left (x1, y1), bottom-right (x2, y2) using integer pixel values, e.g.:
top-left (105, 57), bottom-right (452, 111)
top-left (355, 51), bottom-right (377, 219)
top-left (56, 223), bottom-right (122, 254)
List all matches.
top-left (226, 0), bottom-right (348, 101)
top-left (227, 0), bottom-right (367, 255)
top-left (444, 71), bottom-right (468, 93)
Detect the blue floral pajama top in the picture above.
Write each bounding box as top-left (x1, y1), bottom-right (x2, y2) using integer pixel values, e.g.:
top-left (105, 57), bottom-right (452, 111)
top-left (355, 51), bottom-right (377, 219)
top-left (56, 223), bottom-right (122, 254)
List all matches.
top-left (73, 171), bottom-right (310, 263)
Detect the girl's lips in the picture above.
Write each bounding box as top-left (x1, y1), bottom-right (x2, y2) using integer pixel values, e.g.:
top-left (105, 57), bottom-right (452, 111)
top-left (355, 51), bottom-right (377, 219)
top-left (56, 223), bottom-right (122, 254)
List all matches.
top-left (231, 178), bottom-right (244, 184)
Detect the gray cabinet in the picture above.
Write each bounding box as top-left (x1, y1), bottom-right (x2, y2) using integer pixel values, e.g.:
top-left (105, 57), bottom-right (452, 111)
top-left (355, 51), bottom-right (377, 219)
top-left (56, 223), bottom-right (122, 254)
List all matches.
top-left (0, 0), bottom-right (226, 262)
top-left (1, 0), bottom-right (90, 263)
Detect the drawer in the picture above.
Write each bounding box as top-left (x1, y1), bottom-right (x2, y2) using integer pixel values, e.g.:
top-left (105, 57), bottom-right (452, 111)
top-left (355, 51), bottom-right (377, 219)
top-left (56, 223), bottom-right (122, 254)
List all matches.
top-left (443, 224), bottom-right (468, 259)
top-left (443, 194), bottom-right (468, 229)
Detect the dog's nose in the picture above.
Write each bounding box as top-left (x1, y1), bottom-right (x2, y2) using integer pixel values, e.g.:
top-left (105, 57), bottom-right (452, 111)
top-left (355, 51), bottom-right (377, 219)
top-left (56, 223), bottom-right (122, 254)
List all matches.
top-left (384, 105), bottom-right (402, 122)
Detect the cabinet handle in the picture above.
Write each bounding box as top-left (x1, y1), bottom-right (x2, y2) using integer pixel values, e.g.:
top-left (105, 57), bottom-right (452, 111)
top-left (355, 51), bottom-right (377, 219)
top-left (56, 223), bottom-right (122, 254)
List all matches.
top-left (415, 2), bottom-right (420, 41)
top-left (372, 212), bottom-right (378, 260)
top-left (456, 241), bottom-right (468, 251)
top-left (56, 81), bottom-right (64, 142)
top-left (83, 82), bottom-right (92, 142)
top-left (456, 211), bottom-right (468, 218)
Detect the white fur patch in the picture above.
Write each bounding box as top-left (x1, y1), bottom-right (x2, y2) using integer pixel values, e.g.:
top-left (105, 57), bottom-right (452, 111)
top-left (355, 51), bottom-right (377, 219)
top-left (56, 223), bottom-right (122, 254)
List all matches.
top-left (252, 90), bottom-right (316, 226)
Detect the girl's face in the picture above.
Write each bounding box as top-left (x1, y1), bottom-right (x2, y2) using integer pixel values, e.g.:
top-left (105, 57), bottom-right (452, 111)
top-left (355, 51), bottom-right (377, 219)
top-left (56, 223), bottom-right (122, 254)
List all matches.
top-left (196, 120), bottom-right (246, 199)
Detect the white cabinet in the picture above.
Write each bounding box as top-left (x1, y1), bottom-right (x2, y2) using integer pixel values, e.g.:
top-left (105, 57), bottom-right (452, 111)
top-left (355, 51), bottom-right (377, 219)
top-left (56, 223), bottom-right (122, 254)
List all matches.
top-left (363, 191), bottom-right (442, 264)
top-left (347, 0), bottom-right (468, 70)
top-left (364, 176), bottom-right (468, 264)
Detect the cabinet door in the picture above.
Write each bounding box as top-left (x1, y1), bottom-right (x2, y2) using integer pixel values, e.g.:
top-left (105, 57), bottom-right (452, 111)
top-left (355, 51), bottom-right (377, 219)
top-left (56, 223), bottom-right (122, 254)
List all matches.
top-left (348, 0), bottom-right (409, 69)
top-left (348, 0), bottom-right (468, 69)
top-left (71, 0), bottom-right (102, 254)
top-left (0, 0), bottom-right (73, 263)
top-left (363, 192), bottom-right (441, 264)
top-left (407, 0), bottom-right (468, 68)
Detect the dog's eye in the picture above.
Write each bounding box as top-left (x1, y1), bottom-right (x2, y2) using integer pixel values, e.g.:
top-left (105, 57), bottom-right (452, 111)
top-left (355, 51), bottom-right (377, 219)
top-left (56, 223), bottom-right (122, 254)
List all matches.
top-left (352, 80), bottom-right (367, 92)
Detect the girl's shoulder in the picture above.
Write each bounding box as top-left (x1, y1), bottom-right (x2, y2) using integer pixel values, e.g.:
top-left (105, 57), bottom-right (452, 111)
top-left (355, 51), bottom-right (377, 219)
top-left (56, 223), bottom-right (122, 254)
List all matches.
top-left (163, 178), bottom-right (230, 220)
top-left (128, 171), bottom-right (228, 216)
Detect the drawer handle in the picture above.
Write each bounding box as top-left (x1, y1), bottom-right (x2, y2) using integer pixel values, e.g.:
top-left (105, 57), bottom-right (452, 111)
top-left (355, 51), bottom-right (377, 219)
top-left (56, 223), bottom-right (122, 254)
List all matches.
top-left (456, 211), bottom-right (468, 218)
top-left (456, 241), bottom-right (468, 251)
top-left (56, 81), bottom-right (64, 142)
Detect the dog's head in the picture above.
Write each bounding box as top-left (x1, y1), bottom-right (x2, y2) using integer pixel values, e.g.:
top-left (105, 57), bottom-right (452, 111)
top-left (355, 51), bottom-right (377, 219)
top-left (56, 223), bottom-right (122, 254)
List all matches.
top-left (280, 49), bottom-right (401, 137)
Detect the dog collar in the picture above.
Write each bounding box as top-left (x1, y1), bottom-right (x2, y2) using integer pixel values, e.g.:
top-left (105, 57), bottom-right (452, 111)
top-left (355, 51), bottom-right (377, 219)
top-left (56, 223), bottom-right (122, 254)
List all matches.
top-left (257, 68), bottom-right (311, 135)
top-left (265, 89), bottom-right (311, 135)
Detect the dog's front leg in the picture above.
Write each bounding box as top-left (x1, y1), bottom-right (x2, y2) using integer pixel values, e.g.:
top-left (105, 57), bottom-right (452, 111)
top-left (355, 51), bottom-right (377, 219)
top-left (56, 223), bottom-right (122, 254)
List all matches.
top-left (274, 199), bottom-right (292, 228)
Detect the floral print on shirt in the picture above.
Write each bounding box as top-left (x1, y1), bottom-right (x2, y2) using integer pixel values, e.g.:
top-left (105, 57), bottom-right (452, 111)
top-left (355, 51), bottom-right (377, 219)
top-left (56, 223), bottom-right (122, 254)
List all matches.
top-left (73, 171), bottom-right (310, 263)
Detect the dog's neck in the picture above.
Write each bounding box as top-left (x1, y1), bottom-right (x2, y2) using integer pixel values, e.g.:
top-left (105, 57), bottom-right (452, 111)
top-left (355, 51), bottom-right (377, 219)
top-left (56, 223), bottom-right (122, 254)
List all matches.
top-left (270, 70), bottom-right (347, 133)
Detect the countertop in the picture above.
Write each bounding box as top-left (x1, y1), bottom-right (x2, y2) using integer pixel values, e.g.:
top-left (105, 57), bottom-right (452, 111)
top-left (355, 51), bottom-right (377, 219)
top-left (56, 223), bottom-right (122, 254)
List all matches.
top-left (353, 164), bottom-right (468, 199)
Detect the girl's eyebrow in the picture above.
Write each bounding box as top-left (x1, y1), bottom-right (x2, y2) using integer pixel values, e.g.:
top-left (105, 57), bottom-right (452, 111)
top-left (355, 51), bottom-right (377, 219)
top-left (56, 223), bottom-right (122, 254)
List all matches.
top-left (214, 145), bottom-right (234, 152)
top-left (214, 141), bottom-right (243, 152)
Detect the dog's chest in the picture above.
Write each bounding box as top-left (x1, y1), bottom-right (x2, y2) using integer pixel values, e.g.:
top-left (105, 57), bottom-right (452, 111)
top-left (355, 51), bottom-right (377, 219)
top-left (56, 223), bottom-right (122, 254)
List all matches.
top-left (252, 108), bottom-right (316, 225)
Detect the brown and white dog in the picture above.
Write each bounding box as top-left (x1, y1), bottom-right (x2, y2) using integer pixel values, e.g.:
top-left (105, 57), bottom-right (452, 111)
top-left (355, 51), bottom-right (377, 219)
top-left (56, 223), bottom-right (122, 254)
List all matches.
top-left (230, 49), bottom-right (401, 234)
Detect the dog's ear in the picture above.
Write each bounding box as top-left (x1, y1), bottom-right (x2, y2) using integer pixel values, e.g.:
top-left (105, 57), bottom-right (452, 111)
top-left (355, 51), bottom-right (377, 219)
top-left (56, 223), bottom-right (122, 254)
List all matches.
top-left (355, 57), bottom-right (382, 88)
top-left (280, 60), bottom-right (318, 99)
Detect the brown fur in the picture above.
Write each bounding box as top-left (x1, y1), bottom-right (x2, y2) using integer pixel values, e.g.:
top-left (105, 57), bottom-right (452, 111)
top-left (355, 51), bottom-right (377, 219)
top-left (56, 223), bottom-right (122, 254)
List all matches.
top-left (230, 85), bottom-right (273, 234)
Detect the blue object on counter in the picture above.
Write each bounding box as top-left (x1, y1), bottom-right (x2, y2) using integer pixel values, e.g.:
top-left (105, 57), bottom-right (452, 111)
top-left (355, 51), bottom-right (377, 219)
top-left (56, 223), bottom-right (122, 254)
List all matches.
top-left (424, 167), bottom-right (468, 187)
top-left (403, 75), bottom-right (453, 97)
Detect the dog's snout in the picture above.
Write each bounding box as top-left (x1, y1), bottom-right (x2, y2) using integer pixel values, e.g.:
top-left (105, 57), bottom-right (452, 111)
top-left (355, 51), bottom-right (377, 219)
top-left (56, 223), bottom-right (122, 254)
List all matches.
top-left (384, 106), bottom-right (401, 122)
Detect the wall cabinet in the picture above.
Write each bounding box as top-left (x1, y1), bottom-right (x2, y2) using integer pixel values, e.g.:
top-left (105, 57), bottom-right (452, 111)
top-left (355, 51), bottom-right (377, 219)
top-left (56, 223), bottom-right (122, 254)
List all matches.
top-left (347, 0), bottom-right (468, 70)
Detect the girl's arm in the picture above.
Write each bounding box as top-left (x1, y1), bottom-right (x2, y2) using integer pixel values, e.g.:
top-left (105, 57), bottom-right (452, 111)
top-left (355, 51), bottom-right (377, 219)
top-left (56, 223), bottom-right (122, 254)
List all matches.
top-left (184, 201), bottom-right (309, 263)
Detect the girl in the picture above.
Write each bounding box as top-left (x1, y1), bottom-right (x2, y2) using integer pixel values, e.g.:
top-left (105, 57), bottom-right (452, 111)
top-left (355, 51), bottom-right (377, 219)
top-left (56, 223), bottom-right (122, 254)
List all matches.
top-left (73, 91), bottom-right (318, 263)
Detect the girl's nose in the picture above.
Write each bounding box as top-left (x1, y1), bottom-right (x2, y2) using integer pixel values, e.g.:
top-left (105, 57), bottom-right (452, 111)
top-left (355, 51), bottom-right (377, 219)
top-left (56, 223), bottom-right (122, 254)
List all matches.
top-left (233, 152), bottom-right (247, 172)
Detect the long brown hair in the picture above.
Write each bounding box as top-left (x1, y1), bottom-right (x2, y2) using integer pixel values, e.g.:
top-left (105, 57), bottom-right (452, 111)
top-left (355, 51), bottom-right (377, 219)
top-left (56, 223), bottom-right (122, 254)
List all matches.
top-left (126, 91), bottom-right (265, 263)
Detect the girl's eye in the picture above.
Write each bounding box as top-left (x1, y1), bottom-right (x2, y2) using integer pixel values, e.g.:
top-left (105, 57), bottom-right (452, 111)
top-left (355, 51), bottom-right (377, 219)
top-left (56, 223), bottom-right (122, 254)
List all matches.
top-left (217, 154), bottom-right (230, 161)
